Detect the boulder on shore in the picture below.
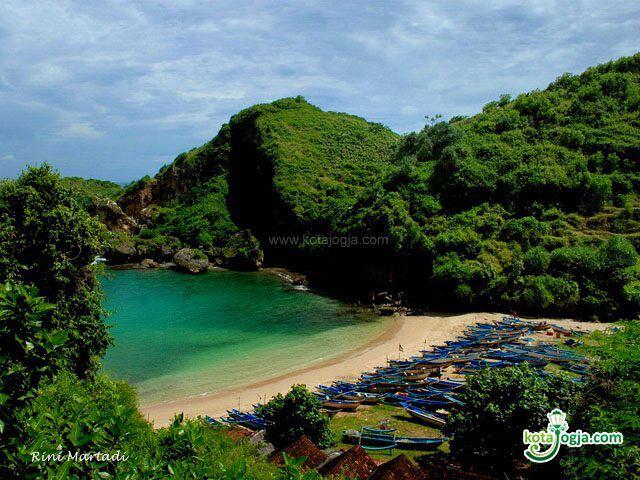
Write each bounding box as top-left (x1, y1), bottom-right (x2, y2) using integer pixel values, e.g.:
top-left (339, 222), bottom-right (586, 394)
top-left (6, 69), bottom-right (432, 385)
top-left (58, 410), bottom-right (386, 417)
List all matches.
top-left (106, 232), bottom-right (138, 263)
top-left (173, 248), bottom-right (209, 274)
top-left (221, 231), bottom-right (264, 271)
top-left (140, 258), bottom-right (160, 268)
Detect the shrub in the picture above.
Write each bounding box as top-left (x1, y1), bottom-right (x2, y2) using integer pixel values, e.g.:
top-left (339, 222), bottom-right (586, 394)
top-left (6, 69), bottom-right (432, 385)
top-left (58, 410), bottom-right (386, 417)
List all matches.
top-left (256, 385), bottom-right (335, 450)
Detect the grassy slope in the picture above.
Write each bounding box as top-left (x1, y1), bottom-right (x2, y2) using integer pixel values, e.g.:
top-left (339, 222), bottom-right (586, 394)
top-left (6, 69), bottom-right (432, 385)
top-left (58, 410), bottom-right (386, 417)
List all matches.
top-left (62, 176), bottom-right (123, 207)
top-left (227, 97), bottom-right (400, 233)
top-left (258, 99), bottom-right (399, 225)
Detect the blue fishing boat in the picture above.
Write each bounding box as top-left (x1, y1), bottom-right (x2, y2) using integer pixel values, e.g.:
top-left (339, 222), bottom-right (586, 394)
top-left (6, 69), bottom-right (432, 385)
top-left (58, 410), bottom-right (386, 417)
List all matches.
top-left (343, 428), bottom-right (447, 451)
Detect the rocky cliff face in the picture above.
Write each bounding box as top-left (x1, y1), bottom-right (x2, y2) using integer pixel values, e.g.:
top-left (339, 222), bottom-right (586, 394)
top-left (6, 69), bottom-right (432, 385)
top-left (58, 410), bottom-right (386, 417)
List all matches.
top-left (117, 180), bottom-right (156, 218)
top-left (92, 197), bottom-right (138, 233)
top-left (117, 126), bottom-right (231, 219)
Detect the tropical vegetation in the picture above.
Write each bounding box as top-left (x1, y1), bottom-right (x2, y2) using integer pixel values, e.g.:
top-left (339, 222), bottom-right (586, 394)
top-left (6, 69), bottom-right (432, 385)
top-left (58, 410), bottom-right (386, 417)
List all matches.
top-left (2, 52), bottom-right (640, 479)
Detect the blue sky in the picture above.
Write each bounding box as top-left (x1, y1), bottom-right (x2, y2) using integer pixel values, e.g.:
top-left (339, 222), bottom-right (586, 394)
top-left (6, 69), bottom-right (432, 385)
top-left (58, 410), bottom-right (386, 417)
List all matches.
top-left (0, 1), bottom-right (638, 182)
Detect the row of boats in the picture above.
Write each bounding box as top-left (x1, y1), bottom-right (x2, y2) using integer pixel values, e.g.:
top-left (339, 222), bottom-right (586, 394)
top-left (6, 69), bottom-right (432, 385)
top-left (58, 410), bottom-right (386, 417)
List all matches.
top-left (212, 316), bottom-right (588, 451)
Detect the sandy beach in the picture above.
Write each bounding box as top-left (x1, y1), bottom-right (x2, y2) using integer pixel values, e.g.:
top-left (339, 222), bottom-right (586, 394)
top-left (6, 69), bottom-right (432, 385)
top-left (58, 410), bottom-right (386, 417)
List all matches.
top-left (141, 312), bottom-right (607, 427)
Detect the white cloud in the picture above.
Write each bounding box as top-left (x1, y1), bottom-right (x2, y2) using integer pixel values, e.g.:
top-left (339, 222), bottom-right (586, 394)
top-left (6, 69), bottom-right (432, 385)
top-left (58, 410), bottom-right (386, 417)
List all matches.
top-left (1, 154), bottom-right (15, 161)
top-left (57, 122), bottom-right (103, 139)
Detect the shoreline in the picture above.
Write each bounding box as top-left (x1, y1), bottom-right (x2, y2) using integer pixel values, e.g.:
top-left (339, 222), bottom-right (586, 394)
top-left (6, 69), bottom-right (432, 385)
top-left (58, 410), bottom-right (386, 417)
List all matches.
top-left (140, 312), bottom-right (603, 428)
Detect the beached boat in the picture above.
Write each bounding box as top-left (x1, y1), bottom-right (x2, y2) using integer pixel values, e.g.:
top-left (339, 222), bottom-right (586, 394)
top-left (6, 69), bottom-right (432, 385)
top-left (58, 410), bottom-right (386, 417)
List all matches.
top-left (401, 403), bottom-right (447, 427)
top-left (336, 392), bottom-right (380, 404)
top-left (223, 410), bottom-right (268, 430)
top-left (322, 399), bottom-right (361, 411)
top-left (530, 322), bottom-right (550, 331)
top-left (343, 428), bottom-right (447, 451)
top-left (551, 324), bottom-right (574, 336)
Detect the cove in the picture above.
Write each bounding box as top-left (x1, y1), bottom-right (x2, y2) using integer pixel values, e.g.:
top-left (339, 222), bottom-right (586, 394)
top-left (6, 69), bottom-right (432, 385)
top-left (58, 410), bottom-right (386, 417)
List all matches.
top-left (101, 268), bottom-right (388, 405)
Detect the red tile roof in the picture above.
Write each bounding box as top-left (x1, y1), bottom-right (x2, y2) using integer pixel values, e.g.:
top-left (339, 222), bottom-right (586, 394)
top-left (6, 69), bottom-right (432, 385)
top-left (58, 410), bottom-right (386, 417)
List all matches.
top-left (318, 445), bottom-right (377, 479)
top-left (368, 454), bottom-right (425, 480)
top-left (270, 435), bottom-right (328, 470)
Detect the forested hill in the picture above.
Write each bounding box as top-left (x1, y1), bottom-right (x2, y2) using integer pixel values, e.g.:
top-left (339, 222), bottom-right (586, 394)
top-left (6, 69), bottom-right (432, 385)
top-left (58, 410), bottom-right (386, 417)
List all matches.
top-left (89, 53), bottom-right (640, 321)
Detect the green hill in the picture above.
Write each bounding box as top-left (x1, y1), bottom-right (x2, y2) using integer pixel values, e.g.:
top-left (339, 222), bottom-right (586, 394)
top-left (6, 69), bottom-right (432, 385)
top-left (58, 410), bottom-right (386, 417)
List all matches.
top-left (110, 55), bottom-right (640, 320)
top-left (227, 97), bottom-right (400, 232)
top-left (113, 96), bottom-right (399, 266)
top-left (327, 53), bottom-right (640, 320)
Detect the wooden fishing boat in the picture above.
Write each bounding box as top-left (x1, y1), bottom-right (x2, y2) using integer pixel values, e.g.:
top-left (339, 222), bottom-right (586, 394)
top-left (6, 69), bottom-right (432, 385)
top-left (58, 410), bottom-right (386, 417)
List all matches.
top-left (343, 428), bottom-right (447, 451)
top-left (551, 324), bottom-right (574, 336)
top-left (402, 403), bottom-right (447, 427)
top-left (530, 322), bottom-right (550, 331)
top-left (320, 408), bottom-right (339, 418)
top-left (401, 371), bottom-right (430, 381)
top-left (322, 399), bottom-right (361, 411)
top-left (336, 392), bottom-right (380, 404)
top-left (420, 357), bottom-right (456, 368)
top-left (395, 436), bottom-right (447, 450)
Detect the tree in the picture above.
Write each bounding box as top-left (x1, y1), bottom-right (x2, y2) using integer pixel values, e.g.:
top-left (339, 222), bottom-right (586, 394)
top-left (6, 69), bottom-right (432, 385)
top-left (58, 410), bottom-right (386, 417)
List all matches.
top-left (0, 165), bottom-right (110, 376)
top-left (561, 323), bottom-right (640, 479)
top-left (445, 364), bottom-right (579, 475)
top-left (256, 385), bottom-right (335, 450)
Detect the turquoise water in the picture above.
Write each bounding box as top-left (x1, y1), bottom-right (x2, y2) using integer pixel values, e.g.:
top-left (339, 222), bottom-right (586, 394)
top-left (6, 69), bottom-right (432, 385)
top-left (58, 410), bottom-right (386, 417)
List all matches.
top-left (101, 269), bottom-right (387, 405)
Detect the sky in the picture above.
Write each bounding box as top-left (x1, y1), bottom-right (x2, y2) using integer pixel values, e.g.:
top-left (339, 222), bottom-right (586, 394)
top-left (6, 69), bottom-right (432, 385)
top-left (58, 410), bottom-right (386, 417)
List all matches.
top-left (0, 1), bottom-right (638, 182)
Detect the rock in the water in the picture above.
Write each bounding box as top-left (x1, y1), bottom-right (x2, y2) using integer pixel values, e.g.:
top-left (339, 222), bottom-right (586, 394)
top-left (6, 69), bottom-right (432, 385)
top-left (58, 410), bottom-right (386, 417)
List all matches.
top-left (173, 248), bottom-right (209, 273)
top-left (140, 258), bottom-right (160, 268)
top-left (222, 231), bottom-right (264, 270)
top-left (105, 232), bottom-right (138, 263)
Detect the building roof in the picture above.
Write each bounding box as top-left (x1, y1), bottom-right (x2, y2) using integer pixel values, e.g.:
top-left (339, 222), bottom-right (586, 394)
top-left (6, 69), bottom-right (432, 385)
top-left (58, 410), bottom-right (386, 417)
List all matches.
top-left (318, 445), bottom-right (377, 479)
top-left (368, 454), bottom-right (425, 480)
top-left (270, 435), bottom-right (328, 470)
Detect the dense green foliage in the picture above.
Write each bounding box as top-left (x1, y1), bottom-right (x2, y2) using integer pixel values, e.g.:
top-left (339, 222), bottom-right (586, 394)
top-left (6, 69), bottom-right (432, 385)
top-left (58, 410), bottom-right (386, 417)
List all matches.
top-left (444, 364), bottom-right (578, 475)
top-left (0, 283), bottom-right (66, 465)
top-left (12, 373), bottom-right (280, 479)
top-left (0, 165), bottom-right (111, 375)
top-left (256, 384), bottom-right (335, 450)
top-left (561, 323), bottom-right (640, 479)
top-left (311, 54), bottom-right (640, 320)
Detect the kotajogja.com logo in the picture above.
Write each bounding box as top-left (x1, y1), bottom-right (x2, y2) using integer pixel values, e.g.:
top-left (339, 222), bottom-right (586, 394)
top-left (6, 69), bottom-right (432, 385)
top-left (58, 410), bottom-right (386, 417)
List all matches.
top-left (523, 408), bottom-right (624, 463)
